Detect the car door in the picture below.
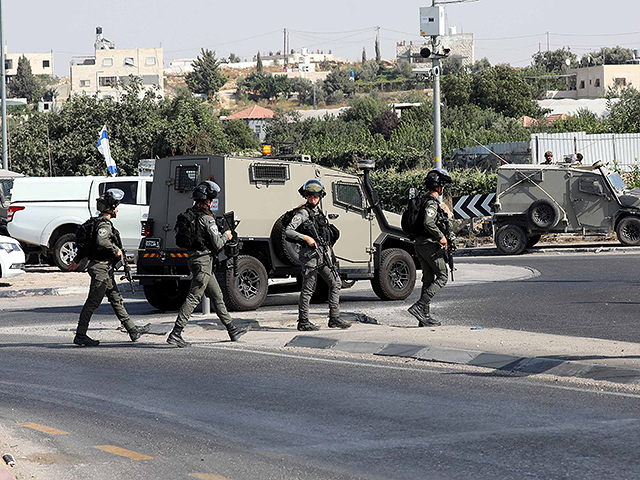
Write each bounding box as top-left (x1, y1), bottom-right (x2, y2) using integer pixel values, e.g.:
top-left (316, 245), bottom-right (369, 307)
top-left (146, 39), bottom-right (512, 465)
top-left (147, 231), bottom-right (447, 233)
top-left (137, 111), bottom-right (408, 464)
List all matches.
top-left (98, 180), bottom-right (143, 252)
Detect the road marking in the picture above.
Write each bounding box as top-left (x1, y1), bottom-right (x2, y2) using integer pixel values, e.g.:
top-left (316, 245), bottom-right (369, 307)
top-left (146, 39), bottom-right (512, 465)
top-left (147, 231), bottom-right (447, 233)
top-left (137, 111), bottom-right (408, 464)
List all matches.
top-left (189, 474), bottom-right (234, 480)
top-left (18, 422), bottom-right (69, 435)
top-left (94, 445), bottom-right (153, 460)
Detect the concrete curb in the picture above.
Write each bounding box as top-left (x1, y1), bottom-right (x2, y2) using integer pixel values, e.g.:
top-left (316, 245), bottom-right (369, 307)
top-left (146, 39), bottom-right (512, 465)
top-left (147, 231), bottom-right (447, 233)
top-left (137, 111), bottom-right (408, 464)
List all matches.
top-left (285, 335), bottom-right (640, 385)
top-left (0, 286), bottom-right (87, 298)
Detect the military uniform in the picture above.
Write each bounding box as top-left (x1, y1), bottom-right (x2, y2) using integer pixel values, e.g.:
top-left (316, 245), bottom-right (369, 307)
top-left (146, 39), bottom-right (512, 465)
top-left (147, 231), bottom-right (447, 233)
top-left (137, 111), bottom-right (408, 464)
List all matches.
top-left (413, 193), bottom-right (449, 318)
top-left (76, 216), bottom-right (138, 340)
top-left (285, 205), bottom-right (343, 328)
top-left (174, 210), bottom-right (234, 330)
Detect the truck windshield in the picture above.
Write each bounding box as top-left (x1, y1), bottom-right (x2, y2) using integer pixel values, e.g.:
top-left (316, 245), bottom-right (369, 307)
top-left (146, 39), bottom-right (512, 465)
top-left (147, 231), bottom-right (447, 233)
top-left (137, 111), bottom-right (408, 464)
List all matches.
top-left (607, 173), bottom-right (627, 192)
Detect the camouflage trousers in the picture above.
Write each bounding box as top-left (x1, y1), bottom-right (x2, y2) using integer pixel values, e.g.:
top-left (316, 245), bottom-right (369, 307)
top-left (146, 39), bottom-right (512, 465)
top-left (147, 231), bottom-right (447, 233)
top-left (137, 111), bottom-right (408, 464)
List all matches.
top-left (174, 254), bottom-right (233, 331)
top-left (415, 241), bottom-right (448, 304)
top-left (298, 254), bottom-right (341, 321)
top-left (77, 260), bottom-right (135, 336)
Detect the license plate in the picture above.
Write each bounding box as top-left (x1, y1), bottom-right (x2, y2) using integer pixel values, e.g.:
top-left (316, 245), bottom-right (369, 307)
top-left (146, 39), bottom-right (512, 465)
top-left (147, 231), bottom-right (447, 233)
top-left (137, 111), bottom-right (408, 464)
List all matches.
top-left (145, 238), bottom-right (161, 249)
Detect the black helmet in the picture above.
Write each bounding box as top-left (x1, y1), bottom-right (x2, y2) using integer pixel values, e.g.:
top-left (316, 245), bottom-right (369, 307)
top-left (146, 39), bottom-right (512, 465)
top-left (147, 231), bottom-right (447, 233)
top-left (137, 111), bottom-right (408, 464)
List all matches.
top-left (424, 168), bottom-right (452, 191)
top-left (192, 180), bottom-right (220, 200)
top-left (97, 188), bottom-right (124, 213)
top-left (298, 179), bottom-right (326, 198)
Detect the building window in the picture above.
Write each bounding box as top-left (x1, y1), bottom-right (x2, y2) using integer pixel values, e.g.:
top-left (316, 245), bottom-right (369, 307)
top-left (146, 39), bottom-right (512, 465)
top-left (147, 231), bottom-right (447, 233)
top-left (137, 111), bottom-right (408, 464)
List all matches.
top-left (145, 57), bottom-right (156, 66)
top-left (615, 77), bottom-right (627, 87)
top-left (141, 74), bottom-right (159, 85)
top-left (579, 80), bottom-right (585, 89)
top-left (99, 76), bottom-right (117, 87)
top-left (4, 59), bottom-right (12, 70)
top-left (80, 79), bottom-right (91, 87)
top-left (102, 58), bottom-right (113, 67)
top-left (42, 60), bottom-right (50, 68)
top-left (595, 78), bottom-right (601, 87)
top-left (124, 57), bottom-right (135, 66)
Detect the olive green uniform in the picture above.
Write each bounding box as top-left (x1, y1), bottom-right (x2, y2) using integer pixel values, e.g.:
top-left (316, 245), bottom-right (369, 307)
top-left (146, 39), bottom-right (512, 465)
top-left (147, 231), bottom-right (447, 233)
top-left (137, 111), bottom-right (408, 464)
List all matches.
top-left (285, 205), bottom-right (341, 322)
top-left (77, 217), bottom-right (136, 336)
top-left (174, 213), bottom-right (233, 330)
top-left (414, 194), bottom-right (449, 304)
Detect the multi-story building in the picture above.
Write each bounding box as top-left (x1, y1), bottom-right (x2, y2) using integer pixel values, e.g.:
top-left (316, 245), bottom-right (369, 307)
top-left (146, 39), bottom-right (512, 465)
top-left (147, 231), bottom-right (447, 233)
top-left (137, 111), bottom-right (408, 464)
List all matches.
top-left (4, 51), bottom-right (53, 78)
top-left (567, 64), bottom-right (640, 99)
top-left (70, 27), bottom-right (163, 99)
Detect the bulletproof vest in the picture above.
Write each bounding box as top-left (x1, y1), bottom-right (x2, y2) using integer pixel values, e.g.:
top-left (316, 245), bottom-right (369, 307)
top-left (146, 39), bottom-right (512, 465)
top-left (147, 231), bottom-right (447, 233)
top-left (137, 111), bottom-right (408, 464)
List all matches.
top-left (91, 217), bottom-right (117, 261)
top-left (435, 206), bottom-right (450, 238)
top-left (298, 208), bottom-right (332, 244)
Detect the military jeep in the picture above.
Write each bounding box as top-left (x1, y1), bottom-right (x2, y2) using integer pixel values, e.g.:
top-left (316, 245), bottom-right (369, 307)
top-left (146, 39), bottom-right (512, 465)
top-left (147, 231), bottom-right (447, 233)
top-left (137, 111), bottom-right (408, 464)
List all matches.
top-left (134, 155), bottom-right (417, 311)
top-left (492, 161), bottom-right (640, 255)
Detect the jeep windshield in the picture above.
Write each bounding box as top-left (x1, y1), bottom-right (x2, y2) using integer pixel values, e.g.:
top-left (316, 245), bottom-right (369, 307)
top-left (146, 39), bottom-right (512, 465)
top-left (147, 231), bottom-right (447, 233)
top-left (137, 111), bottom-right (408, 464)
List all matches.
top-left (607, 173), bottom-right (627, 193)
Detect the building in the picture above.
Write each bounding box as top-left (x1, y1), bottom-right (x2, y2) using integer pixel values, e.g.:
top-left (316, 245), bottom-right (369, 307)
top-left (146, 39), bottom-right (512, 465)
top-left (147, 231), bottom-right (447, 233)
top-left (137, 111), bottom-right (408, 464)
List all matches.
top-left (70, 27), bottom-right (163, 99)
top-left (567, 64), bottom-right (640, 99)
top-left (4, 51), bottom-right (53, 79)
top-left (396, 30), bottom-right (475, 68)
top-left (222, 105), bottom-right (274, 141)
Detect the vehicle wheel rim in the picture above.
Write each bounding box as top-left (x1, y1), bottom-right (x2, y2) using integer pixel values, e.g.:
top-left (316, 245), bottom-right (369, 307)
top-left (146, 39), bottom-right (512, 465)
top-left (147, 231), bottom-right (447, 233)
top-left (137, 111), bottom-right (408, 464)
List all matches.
top-left (622, 223), bottom-right (640, 242)
top-left (60, 241), bottom-right (77, 265)
top-left (533, 206), bottom-right (552, 226)
top-left (237, 268), bottom-right (261, 300)
top-left (502, 232), bottom-right (520, 252)
top-left (388, 260), bottom-right (410, 290)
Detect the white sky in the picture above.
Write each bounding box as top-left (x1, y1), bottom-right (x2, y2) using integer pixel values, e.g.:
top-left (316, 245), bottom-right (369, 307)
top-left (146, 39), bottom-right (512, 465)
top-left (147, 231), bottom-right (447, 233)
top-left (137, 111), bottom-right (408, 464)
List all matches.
top-left (3, 0), bottom-right (640, 77)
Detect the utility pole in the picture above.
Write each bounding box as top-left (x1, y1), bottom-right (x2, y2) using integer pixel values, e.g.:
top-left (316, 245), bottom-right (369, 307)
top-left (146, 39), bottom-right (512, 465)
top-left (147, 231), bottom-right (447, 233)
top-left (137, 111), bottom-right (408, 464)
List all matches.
top-left (0, 0), bottom-right (7, 170)
top-left (283, 28), bottom-right (287, 67)
top-left (431, 35), bottom-right (442, 170)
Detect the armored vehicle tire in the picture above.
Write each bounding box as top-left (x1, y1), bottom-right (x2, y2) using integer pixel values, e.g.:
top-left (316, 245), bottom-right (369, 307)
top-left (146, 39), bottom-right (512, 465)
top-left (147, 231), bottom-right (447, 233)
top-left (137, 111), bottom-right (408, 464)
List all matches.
top-left (270, 215), bottom-right (301, 266)
top-left (526, 235), bottom-right (542, 248)
top-left (143, 281), bottom-right (190, 311)
top-left (371, 248), bottom-right (416, 301)
top-left (222, 255), bottom-right (269, 311)
top-left (527, 199), bottom-right (560, 229)
top-left (495, 224), bottom-right (527, 255)
top-left (616, 216), bottom-right (640, 246)
top-left (53, 233), bottom-right (77, 271)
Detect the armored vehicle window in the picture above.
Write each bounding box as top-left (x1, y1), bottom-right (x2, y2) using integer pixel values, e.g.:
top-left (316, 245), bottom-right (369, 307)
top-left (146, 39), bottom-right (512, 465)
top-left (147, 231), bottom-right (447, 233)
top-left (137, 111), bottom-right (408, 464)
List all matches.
top-left (145, 181), bottom-right (153, 205)
top-left (175, 165), bottom-right (200, 191)
top-left (333, 182), bottom-right (364, 211)
top-left (608, 174), bottom-right (626, 192)
top-left (100, 181), bottom-right (138, 205)
top-left (578, 178), bottom-right (603, 196)
top-left (249, 163), bottom-right (290, 183)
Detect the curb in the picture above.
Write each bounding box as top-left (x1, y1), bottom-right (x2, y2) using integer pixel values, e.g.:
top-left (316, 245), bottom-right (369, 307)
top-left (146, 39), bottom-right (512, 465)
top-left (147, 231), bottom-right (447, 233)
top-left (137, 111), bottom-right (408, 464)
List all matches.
top-left (0, 286), bottom-right (87, 298)
top-left (457, 244), bottom-right (640, 257)
top-left (285, 336), bottom-right (640, 385)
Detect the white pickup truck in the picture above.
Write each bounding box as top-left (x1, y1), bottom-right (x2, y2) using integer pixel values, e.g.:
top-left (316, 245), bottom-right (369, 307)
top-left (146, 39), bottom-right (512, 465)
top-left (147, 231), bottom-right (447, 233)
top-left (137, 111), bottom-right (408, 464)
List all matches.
top-left (7, 176), bottom-right (152, 270)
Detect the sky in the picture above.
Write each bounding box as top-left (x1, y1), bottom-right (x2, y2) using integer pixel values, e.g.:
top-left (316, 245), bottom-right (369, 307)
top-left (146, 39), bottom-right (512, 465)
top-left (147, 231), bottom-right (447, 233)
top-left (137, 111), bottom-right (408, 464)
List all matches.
top-left (3, 0), bottom-right (640, 77)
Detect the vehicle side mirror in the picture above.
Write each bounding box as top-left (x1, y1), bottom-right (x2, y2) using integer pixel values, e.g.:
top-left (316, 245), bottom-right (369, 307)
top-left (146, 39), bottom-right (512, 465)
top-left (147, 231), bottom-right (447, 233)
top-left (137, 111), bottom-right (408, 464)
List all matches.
top-left (328, 214), bottom-right (339, 220)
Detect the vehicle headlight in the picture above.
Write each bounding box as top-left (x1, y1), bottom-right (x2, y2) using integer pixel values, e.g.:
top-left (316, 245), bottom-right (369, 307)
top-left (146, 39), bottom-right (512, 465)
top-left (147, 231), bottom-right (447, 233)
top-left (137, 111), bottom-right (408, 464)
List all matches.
top-left (0, 242), bottom-right (21, 252)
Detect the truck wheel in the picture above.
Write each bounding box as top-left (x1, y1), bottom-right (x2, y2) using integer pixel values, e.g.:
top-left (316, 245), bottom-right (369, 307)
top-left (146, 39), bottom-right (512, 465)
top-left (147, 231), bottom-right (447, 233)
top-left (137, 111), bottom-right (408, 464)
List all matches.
top-left (616, 216), bottom-right (640, 246)
top-left (371, 248), bottom-right (416, 301)
top-left (270, 215), bottom-right (302, 266)
top-left (527, 199), bottom-right (560, 229)
top-left (143, 281), bottom-right (190, 311)
top-left (223, 255), bottom-right (268, 311)
top-left (53, 233), bottom-right (77, 271)
top-left (526, 234), bottom-right (542, 248)
top-left (495, 224), bottom-right (527, 255)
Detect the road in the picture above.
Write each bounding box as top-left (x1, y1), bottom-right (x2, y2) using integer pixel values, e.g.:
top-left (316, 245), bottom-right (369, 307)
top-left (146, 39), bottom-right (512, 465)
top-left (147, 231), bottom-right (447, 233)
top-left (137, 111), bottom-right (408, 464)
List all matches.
top-left (0, 252), bottom-right (638, 479)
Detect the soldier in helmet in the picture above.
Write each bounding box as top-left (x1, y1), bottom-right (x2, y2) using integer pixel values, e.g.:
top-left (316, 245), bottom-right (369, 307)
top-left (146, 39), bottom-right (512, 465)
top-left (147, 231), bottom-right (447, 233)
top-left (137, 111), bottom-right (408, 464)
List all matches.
top-left (407, 169), bottom-right (453, 327)
top-left (166, 181), bottom-right (249, 347)
top-left (285, 179), bottom-right (350, 331)
top-left (543, 151), bottom-right (554, 164)
top-left (70, 189), bottom-right (150, 346)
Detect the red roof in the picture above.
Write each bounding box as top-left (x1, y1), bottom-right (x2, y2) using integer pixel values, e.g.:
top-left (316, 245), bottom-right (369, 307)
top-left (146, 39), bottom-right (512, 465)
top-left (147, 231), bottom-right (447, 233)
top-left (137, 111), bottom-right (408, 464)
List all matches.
top-left (225, 105), bottom-right (275, 120)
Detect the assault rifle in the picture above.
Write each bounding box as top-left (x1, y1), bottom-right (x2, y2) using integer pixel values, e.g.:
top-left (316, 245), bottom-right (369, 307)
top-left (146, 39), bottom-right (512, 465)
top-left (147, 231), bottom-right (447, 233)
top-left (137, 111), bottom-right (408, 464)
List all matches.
top-left (115, 251), bottom-right (135, 293)
top-left (431, 209), bottom-right (456, 281)
top-left (221, 211), bottom-right (240, 277)
top-left (308, 222), bottom-right (340, 281)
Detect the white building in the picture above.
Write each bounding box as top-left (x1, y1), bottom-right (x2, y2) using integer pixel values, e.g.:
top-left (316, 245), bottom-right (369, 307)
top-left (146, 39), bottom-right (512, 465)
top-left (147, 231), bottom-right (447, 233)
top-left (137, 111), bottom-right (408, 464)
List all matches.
top-left (4, 51), bottom-right (53, 78)
top-left (70, 27), bottom-right (163, 99)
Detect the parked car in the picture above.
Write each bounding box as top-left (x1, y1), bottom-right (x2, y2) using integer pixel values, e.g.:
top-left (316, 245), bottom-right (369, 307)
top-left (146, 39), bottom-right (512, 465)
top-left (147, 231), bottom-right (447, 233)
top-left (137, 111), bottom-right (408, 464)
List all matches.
top-left (7, 175), bottom-right (152, 270)
top-left (493, 160), bottom-right (640, 254)
top-left (0, 235), bottom-right (25, 278)
top-left (0, 169), bottom-right (25, 235)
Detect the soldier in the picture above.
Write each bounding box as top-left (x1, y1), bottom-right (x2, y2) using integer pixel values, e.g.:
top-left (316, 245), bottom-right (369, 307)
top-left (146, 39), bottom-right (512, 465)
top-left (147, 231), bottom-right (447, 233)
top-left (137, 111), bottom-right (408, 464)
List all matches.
top-left (166, 181), bottom-right (249, 347)
top-left (407, 169), bottom-right (453, 327)
top-left (543, 151), bottom-right (554, 164)
top-left (71, 189), bottom-right (150, 346)
top-left (285, 179), bottom-right (350, 331)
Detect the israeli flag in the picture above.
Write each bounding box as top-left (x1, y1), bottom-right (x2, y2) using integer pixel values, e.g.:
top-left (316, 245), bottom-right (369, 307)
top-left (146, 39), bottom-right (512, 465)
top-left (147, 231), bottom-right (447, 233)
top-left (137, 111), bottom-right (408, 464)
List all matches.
top-left (97, 126), bottom-right (117, 176)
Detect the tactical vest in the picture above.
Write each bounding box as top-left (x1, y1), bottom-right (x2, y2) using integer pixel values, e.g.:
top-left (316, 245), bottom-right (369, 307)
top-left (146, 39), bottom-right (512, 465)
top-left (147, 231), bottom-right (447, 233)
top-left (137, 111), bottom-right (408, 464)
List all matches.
top-left (91, 217), bottom-right (118, 261)
top-left (297, 208), bottom-right (332, 244)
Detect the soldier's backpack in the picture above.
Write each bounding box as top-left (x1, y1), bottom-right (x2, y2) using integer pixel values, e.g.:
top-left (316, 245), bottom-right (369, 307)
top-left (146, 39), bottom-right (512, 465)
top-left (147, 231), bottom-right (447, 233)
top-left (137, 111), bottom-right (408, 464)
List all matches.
top-left (281, 205), bottom-right (308, 244)
top-left (175, 209), bottom-right (206, 250)
top-left (401, 196), bottom-right (428, 237)
top-left (73, 217), bottom-right (104, 269)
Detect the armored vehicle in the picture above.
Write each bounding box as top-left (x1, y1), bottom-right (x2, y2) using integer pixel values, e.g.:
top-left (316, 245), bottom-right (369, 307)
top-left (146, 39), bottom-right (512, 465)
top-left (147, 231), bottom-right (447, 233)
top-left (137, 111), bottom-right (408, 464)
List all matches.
top-left (135, 155), bottom-right (417, 311)
top-left (493, 161), bottom-right (640, 255)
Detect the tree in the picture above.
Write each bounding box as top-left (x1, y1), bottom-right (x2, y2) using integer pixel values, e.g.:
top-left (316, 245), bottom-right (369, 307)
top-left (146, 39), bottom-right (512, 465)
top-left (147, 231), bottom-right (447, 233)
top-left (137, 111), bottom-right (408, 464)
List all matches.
top-left (532, 47), bottom-right (578, 73)
top-left (362, 47), bottom-right (367, 64)
top-left (375, 37), bottom-right (381, 63)
top-left (580, 46), bottom-right (635, 67)
top-left (256, 51), bottom-right (263, 74)
top-left (470, 57), bottom-right (491, 74)
top-left (185, 49), bottom-right (228, 100)
top-left (221, 119), bottom-right (261, 150)
top-left (442, 71), bottom-right (472, 107)
top-left (229, 53), bottom-right (240, 63)
top-left (371, 110), bottom-right (399, 140)
top-left (606, 86), bottom-right (640, 133)
top-left (395, 60), bottom-right (413, 79)
top-left (8, 56), bottom-right (44, 103)
top-left (323, 69), bottom-right (355, 97)
top-left (342, 96), bottom-right (387, 124)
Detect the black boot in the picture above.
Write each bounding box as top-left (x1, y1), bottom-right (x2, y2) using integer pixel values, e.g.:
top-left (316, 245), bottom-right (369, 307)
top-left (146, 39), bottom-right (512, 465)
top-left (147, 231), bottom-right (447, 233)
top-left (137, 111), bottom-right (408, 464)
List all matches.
top-left (328, 317), bottom-right (351, 329)
top-left (166, 328), bottom-right (190, 348)
top-left (297, 320), bottom-right (320, 331)
top-left (129, 323), bottom-right (151, 342)
top-left (74, 334), bottom-right (100, 347)
top-left (417, 303), bottom-right (441, 327)
top-left (227, 323), bottom-right (249, 341)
